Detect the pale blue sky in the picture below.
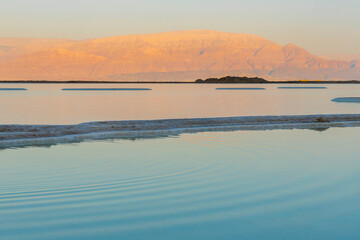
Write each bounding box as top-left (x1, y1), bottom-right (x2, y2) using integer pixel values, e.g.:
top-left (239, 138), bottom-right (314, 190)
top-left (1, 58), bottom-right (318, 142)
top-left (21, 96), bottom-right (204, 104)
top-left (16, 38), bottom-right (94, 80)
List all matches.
top-left (1, 0), bottom-right (359, 55)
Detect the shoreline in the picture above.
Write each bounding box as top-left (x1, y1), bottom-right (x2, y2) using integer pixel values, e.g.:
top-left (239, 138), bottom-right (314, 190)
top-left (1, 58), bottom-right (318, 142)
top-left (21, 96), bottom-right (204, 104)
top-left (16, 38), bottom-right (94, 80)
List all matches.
top-left (2, 114), bottom-right (360, 149)
top-left (1, 80), bottom-right (360, 84)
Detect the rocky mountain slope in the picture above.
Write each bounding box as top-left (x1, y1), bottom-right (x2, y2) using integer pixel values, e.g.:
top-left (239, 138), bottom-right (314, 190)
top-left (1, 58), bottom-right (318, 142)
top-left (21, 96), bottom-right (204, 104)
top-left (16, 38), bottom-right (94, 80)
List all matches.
top-left (0, 30), bottom-right (358, 81)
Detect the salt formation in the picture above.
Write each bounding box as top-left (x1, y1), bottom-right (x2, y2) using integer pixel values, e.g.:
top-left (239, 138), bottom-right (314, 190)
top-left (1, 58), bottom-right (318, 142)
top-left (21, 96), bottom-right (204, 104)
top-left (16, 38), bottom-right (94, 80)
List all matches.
top-left (1, 114), bottom-right (360, 149)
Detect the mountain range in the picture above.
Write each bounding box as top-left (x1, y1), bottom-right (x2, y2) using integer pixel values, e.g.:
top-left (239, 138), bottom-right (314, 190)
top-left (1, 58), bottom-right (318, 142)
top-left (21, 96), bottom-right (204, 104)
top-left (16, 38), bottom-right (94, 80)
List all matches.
top-left (0, 30), bottom-right (359, 81)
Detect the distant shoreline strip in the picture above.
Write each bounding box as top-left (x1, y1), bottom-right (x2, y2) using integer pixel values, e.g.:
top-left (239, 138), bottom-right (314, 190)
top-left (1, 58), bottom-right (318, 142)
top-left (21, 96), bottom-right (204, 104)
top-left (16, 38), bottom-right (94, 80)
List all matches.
top-left (62, 88), bottom-right (152, 91)
top-left (0, 88), bottom-right (27, 91)
top-left (2, 114), bottom-right (360, 149)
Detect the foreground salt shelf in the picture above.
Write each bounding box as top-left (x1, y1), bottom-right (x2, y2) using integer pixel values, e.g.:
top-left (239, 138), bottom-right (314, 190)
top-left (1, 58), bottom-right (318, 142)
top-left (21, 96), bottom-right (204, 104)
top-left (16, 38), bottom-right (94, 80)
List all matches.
top-left (2, 114), bottom-right (360, 149)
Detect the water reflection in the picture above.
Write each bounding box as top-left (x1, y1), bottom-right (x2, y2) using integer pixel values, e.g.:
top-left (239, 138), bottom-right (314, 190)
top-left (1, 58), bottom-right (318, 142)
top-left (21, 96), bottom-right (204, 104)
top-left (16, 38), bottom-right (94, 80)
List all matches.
top-left (1, 128), bottom-right (360, 239)
top-left (1, 83), bottom-right (360, 124)
top-left (0, 124), bottom-right (336, 150)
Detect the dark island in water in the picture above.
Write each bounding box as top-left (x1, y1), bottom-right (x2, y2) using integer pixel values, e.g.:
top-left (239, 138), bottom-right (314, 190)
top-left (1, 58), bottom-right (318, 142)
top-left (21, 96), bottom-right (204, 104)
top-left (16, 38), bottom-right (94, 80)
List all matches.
top-left (195, 76), bottom-right (360, 84)
top-left (195, 76), bottom-right (268, 83)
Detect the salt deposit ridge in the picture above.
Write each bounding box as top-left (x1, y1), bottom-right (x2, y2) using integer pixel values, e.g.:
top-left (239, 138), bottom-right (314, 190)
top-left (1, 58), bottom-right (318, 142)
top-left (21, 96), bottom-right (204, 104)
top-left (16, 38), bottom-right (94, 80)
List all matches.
top-left (1, 114), bottom-right (360, 149)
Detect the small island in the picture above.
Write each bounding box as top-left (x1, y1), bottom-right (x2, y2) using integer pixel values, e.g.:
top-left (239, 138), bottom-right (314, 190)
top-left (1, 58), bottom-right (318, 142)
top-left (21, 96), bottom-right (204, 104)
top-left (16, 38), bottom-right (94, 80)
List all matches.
top-left (194, 76), bottom-right (360, 84)
top-left (195, 76), bottom-right (268, 83)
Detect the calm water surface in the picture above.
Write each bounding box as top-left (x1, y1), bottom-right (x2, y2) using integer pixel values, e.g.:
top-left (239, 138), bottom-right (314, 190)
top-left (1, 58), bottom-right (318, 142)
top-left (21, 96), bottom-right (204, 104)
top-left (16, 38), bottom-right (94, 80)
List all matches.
top-left (1, 128), bottom-right (360, 239)
top-left (1, 83), bottom-right (360, 239)
top-left (1, 83), bottom-right (360, 124)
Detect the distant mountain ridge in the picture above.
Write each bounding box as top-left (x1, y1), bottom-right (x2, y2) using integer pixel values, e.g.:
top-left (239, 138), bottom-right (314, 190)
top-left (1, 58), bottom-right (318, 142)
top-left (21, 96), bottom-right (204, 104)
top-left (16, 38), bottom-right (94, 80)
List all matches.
top-left (0, 30), bottom-right (359, 81)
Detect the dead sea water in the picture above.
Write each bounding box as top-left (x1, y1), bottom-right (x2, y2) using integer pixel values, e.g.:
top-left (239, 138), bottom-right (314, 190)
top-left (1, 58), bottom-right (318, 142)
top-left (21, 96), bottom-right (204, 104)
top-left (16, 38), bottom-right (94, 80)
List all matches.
top-left (1, 83), bottom-right (360, 239)
top-left (1, 83), bottom-right (360, 124)
top-left (1, 128), bottom-right (360, 239)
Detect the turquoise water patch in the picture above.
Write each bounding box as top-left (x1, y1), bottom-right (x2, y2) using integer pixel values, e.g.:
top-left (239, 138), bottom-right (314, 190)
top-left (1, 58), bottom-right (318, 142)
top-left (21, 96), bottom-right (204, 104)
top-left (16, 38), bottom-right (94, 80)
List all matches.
top-left (332, 97), bottom-right (360, 103)
top-left (0, 88), bottom-right (27, 91)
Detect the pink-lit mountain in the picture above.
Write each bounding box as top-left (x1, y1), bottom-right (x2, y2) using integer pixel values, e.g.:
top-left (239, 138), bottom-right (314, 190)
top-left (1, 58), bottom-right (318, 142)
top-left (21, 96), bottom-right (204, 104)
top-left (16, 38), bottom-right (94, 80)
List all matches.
top-left (0, 30), bottom-right (359, 81)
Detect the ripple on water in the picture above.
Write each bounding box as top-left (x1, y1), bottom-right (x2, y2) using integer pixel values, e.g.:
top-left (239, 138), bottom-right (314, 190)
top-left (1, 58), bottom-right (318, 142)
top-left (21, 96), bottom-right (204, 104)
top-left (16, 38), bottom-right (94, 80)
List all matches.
top-left (1, 129), bottom-right (360, 239)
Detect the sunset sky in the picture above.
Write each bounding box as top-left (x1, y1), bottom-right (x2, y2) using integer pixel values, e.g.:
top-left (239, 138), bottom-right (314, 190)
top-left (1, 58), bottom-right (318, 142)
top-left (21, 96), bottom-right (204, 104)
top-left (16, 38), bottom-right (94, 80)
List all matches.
top-left (1, 0), bottom-right (359, 55)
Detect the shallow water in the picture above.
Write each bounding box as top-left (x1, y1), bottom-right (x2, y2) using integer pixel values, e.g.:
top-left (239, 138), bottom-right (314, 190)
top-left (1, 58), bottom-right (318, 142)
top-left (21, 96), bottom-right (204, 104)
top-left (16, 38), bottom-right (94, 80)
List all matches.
top-left (1, 83), bottom-right (360, 124)
top-left (332, 97), bottom-right (360, 103)
top-left (1, 127), bottom-right (360, 240)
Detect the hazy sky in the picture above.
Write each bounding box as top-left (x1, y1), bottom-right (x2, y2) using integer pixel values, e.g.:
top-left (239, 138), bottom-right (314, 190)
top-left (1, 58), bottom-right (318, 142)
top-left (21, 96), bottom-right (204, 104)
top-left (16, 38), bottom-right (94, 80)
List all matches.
top-left (1, 0), bottom-right (359, 55)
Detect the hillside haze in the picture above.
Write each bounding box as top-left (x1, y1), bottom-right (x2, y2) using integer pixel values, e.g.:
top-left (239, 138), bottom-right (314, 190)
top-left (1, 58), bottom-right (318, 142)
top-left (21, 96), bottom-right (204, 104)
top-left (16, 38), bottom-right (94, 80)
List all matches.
top-left (0, 30), bottom-right (359, 81)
